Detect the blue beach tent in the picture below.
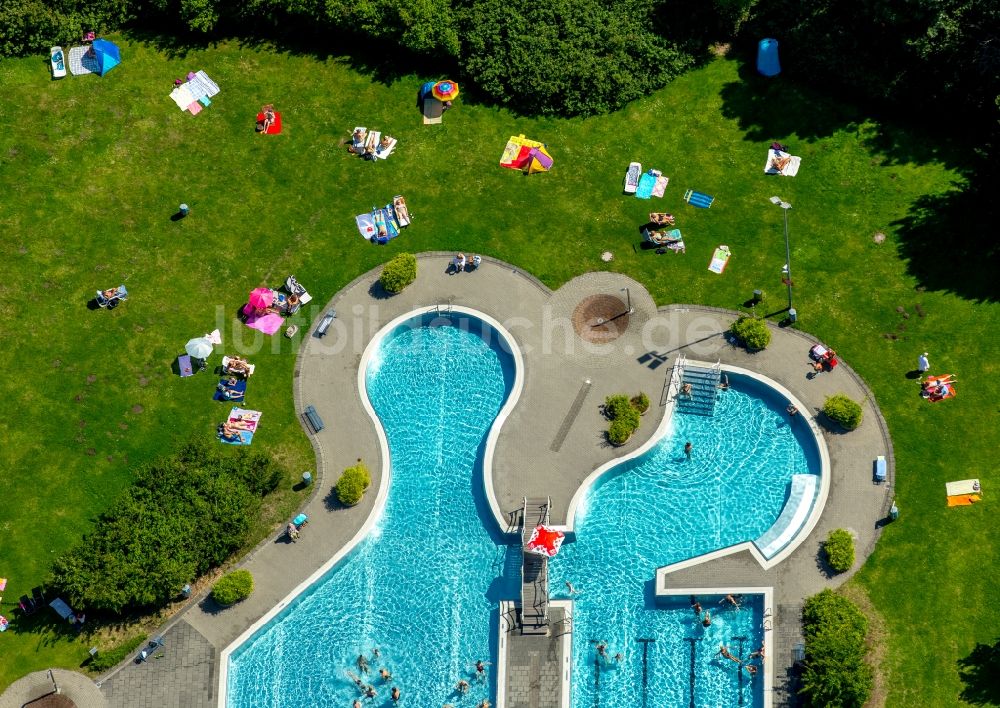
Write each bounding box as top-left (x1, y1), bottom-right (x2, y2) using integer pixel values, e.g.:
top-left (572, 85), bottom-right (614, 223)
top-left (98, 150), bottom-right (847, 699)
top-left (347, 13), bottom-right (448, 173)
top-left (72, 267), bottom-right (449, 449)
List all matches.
top-left (757, 38), bottom-right (780, 77)
top-left (92, 39), bottom-right (121, 76)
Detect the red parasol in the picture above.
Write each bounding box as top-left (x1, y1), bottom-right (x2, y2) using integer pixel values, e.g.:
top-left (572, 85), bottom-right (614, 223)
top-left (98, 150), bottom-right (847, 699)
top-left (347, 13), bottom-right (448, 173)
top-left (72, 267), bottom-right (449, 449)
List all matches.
top-left (525, 525), bottom-right (564, 557)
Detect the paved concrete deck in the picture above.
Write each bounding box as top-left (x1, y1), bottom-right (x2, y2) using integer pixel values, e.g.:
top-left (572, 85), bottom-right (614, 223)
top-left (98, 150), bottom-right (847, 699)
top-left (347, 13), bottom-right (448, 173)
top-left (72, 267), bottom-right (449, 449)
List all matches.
top-left (17, 254), bottom-right (891, 708)
top-left (0, 669), bottom-right (107, 708)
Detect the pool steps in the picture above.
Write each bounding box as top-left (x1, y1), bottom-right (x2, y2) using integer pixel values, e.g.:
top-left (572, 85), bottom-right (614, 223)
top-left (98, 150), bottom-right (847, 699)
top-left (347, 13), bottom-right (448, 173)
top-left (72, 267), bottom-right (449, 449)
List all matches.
top-left (755, 474), bottom-right (818, 559)
top-left (676, 361), bottom-right (722, 416)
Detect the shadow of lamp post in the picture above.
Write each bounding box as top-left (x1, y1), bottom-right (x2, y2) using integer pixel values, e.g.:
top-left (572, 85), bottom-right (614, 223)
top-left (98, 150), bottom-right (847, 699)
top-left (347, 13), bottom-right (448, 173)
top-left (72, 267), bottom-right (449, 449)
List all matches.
top-left (769, 196), bottom-right (795, 322)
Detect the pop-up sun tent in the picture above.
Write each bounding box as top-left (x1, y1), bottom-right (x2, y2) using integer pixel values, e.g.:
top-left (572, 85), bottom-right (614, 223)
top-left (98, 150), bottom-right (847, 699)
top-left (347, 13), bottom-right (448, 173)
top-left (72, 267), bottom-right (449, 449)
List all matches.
top-left (499, 135), bottom-right (553, 174)
top-left (91, 39), bottom-right (121, 76)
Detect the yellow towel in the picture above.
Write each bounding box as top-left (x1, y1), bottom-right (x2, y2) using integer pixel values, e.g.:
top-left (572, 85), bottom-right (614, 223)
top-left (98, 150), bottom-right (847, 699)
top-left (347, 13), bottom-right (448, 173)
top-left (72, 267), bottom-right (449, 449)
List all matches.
top-left (947, 494), bottom-right (981, 507)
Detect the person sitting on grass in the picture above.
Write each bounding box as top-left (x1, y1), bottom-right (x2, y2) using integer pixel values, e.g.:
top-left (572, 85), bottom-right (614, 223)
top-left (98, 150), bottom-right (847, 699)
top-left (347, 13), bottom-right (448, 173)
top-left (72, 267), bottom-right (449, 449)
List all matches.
top-left (259, 104), bottom-right (276, 134)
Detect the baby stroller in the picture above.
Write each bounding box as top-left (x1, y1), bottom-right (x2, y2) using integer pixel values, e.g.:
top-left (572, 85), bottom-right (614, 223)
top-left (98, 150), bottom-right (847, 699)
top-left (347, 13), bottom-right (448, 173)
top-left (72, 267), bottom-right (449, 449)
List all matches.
top-left (96, 285), bottom-right (128, 309)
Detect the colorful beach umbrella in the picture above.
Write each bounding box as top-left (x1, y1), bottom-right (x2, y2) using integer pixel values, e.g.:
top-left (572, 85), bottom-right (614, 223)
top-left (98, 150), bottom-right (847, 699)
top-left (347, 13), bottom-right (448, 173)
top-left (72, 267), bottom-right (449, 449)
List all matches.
top-left (248, 287), bottom-right (274, 310)
top-left (525, 525), bottom-right (565, 558)
top-left (185, 336), bottom-right (214, 360)
top-left (432, 81), bottom-right (459, 101)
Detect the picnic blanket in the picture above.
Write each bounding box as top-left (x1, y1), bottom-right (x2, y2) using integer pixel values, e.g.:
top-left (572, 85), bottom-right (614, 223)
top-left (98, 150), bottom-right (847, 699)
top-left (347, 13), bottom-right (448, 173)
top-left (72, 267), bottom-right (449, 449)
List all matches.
top-left (170, 71), bottom-right (219, 114)
top-left (245, 312), bottom-right (283, 335)
top-left (708, 245), bottom-right (731, 274)
top-left (219, 407), bottom-right (261, 446)
top-left (764, 149), bottom-right (801, 176)
top-left (68, 46), bottom-right (99, 76)
top-left (214, 377), bottom-right (247, 402)
top-left (636, 171), bottom-right (657, 199)
top-left (256, 111), bottom-right (282, 134)
top-left (356, 213), bottom-right (377, 239)
top-left (652, 174), bottom-right (669, 198)
top-left (684, 190), bottom-right (715, 208)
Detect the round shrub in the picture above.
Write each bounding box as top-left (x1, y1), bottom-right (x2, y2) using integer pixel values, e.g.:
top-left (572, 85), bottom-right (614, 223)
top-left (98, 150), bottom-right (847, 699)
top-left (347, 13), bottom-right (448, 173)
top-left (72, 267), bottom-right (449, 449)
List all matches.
top-left (605, 394), bottom-right (641, 445)
top-left (731, 315), bottom-right (772, 350)
top-left (823, 394), bottom-right (864, 430)
top-left (335, 461), bottom-right (372, 506)
top-left (825, 529), bottom-right (855, 572)
top-left (211, 570), bottom-right (254, 606)
top-left (631, 392), bottom-right (650, 414)
top-left (379, 253), bottom-right (417, 294)
top-left (607, 418), bottom-right (636, 446)
top-left (604, 394), bottom-right (632, 420)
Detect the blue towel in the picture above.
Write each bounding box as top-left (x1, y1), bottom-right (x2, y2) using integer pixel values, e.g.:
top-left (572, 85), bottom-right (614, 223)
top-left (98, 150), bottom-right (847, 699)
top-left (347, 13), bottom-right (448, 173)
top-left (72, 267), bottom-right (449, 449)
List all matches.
top-left (635, 172), bottom-right (656, 199)
top-left (684, 189), bottom-right (715, 208)
top-left (214, 378), bottom-right (247, 402)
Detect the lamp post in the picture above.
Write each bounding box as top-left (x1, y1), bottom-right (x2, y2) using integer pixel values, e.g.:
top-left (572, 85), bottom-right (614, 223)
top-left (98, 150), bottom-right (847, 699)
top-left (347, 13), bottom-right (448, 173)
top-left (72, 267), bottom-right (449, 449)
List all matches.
top-left (621, 287), bottom-right (633, 315)
top-left (769, 196), bottom-right (793, 315)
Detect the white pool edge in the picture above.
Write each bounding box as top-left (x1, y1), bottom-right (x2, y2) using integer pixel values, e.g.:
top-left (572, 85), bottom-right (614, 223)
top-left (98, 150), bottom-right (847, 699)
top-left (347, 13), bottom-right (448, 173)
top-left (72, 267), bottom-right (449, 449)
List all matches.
top-left (218, 306), bottom-right (525, 707)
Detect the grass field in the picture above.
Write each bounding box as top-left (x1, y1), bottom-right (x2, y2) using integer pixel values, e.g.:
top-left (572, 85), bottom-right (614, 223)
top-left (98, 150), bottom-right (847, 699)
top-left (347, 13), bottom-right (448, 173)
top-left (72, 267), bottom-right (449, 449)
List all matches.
top-left (0, 35), bottom-right (997, 703)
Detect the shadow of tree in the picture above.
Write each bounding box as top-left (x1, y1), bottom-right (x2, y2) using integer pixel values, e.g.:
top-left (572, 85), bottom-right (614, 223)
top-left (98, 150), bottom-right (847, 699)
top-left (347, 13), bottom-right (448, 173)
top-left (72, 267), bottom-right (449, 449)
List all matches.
top-left (958, 638), bottom-right (1000, 705)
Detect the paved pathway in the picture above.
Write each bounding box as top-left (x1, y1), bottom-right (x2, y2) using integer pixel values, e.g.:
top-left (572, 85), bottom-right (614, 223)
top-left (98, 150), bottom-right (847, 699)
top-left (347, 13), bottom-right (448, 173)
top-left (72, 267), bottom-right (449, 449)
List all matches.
top-left (8, 254), bottom-right (890, 708)
top-left (0, 668), bottom-right (106, 708)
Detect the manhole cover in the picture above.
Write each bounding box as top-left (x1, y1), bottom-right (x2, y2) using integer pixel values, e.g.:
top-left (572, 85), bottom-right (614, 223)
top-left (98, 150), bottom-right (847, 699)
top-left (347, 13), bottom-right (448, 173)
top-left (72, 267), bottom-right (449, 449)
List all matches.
top-left (28, 695), bottom-right (76, 708)
top-left (572, 295), bottom-right (630, 344)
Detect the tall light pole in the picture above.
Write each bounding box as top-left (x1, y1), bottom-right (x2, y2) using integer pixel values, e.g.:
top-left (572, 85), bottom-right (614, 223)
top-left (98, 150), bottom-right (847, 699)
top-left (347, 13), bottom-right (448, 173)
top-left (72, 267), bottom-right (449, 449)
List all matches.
top-left (769, 196), bottom-right (794, 316)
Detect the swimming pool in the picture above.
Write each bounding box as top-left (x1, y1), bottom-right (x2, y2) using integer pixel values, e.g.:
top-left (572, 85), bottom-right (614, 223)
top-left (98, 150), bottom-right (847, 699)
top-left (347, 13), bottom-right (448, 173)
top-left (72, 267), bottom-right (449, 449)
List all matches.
top-left (549, 374), bottom-right (820, 707)
top-left (225, 314), bottom-right (820, 708)
top-left (227, 312), bottom-right (520, 708)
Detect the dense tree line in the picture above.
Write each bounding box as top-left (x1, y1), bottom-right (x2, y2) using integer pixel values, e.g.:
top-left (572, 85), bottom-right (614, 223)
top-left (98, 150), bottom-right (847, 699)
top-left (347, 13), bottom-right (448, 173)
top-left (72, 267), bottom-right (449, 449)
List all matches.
top-left (2, 0), bottom-right (996, 128)
top-left (50, 440), bottom-right (282, 614)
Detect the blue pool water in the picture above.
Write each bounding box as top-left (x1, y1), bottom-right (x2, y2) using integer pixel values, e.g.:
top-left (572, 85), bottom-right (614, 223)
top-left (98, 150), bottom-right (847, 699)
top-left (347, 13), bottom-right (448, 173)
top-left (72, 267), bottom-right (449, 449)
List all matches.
top-left (227, 314), bottom-right (519, 708)
top-left (549, 376), bottom-right (819, 707)
top-left (227, 316), bottom-right (819, 708)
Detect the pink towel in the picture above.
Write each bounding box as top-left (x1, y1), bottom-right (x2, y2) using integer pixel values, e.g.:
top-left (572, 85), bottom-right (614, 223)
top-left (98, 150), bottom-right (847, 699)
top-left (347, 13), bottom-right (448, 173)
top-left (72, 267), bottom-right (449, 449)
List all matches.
top-left (652, 175), bottom-right (669, 198)
top-left (245, 313), bottom-right (283, 335)
top-left (188, 101), bottom-right (202, 115)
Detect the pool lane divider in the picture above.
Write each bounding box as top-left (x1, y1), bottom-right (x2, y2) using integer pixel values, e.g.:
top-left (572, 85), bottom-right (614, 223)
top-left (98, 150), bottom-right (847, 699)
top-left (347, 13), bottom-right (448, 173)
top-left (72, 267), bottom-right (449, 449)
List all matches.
top-left (637, 637), bottom-right (655, 708)
top-left (683, 637), bottom-right (699, 708)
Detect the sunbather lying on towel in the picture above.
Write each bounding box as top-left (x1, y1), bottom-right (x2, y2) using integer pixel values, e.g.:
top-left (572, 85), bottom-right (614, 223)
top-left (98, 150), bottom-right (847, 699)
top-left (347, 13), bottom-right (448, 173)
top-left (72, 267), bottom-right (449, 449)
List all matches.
top-left (770, 155), bottom-right (792, 172)
top-left (256, 105), bottom-right (276, 134)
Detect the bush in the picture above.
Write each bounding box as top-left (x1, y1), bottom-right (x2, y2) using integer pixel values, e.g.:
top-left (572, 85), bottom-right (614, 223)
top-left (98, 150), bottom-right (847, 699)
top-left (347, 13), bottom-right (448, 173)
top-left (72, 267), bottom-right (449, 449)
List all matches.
top-left (824, 529), bottom-right (855, 572)
top-left (731, 315), bottom-right (772, 350)
top-left (823, 394), bottom-right (864, 430)
top-left (50, 440), bottom-right (281, 614)
top-left (88, 634), bottom-right (146, 673)
top-left (604, 394), bottom-right (642, 445)
top-left (211, 570), bottom-right (254, 606)
top-left (379, 253), bottom-right (417, 294)
top-left (335, 461), bottom-right (372, 506)
top-left (800, 589), bottom-right (873, 708)
top-left (631, 392), bottom-right (650, 414)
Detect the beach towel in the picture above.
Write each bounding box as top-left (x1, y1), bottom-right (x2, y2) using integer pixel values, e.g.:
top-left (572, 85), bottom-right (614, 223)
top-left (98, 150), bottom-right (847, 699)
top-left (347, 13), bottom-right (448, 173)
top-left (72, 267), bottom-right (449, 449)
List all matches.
top-left (190, 70), bottom-right (220, 99)
top-left (624, 162), bottom-right (642, 194)
top-left (219, 407), bottom-right (261, 446)
top-left (393, 195), bottom-right (411, 227)
top-left (245, 312), bottom-right (283, 335)
top-left (356, 213), bottom-right (377, 240)
top-left (708, 245), bottom-right (731, 274)
top-left (177, 354), bottom-right (195, 377)
top-left (946, 479), bottom-right (981, 497)
top-left (652, 174), bottom-right (669, 198)
top-left (372, 206), bottom-right (401, 244)
top-left (684, 190), bottom-right (715, 208)
top-left (170, 84), bottom-right (196, 110)
top-left (764, 149), bottom-right (802, 177)
top-left (947, 494), bottom-right (982, 507)
top-left (214, 377), bottom-right (247, 402)
top-left (256, 111), bottom-right (282, 134)
top-left (636, 171), bottom-right (657, 199)
top-left (423, 97), bottom-right (444, 124)
top-left (187, 101), bottom-right (202, 115)
top-left (68, 46), bottom-right (98, 75)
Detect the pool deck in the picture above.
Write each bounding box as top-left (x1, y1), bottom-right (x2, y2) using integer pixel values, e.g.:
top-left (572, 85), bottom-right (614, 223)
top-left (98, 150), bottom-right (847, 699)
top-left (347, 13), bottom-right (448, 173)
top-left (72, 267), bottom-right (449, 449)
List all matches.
top-left (77, 254), bottom-right (892, 708)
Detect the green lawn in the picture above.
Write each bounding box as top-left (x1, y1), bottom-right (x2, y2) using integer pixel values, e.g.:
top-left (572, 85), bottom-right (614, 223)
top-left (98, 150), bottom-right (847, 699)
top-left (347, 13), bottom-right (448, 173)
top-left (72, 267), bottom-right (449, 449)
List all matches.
top-left (0, 36), bottom-right (997, 703)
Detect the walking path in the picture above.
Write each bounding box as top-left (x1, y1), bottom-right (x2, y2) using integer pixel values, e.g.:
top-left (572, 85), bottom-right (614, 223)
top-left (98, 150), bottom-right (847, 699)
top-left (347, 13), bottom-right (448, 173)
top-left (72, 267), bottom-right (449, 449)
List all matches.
top-left (7, 255), bottom-right (890, 708)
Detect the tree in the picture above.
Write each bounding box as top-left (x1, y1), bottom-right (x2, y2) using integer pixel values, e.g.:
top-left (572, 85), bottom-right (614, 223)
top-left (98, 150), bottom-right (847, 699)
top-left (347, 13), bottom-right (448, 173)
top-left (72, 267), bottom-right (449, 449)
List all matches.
top-left (800, 589), bottom-right (874, 708)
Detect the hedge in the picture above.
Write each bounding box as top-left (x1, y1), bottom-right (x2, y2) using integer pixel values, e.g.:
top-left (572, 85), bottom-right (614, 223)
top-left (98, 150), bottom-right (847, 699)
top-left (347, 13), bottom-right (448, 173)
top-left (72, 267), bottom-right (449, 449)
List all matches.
top-left (823, 394), bottom-right (864, 430)
top-left (211, 569), bottom-right (254, 606)
top-left (379, 253), bottom-right (417, 294)
top-left (731, 315), bottom-right (771, 350)
top-left (50, 440), bottom-right (281, 614)
top-left (604, 393), bottom-right (644, 445)
top-left (88, 634), bottom-right (146, 673)
top-left (824, 528), bottom-right (855, 572)
top-left (335, 461), bottom-right (372, 506)
top-left (800, 589), bottom-right (873, 707)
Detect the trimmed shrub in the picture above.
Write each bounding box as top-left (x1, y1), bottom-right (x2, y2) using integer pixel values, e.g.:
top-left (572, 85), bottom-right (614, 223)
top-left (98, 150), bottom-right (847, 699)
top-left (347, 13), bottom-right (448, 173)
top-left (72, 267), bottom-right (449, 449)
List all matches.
top-left (631, 392), bottom-right (650, 414)
top-left (825, 529), bottom-right (855, 572)
top-left (379, 253), bottom-right (417, 294)
top-left (211, 570), bottom-right (254, 606)
top-left (731, 315), bottom-right (772, 350)
top-left (604, 394), bottom-right (642, 445)
top-left (335, 461), bottom-right (372, 506)
top-left (800, 589), bottom-right (873, 707)
top-left (823, 394), bottom-right (864, 430)
top-left (50, 440), bottom-right (281, 614)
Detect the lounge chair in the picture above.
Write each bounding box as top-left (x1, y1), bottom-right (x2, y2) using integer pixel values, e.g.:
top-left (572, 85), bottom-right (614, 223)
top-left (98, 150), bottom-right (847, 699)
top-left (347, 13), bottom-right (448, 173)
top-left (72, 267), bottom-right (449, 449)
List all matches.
top-left (874, 456), bottom-right (886, 483)
top-left (624, 162), bottom-right (641, 194)
top-left (95, 285), bottom-right (128, 309)
top-left (643, 227), bottom-right (683, 246)
top-left (374, 137), bottom-right (397, 161)
top-left (393, 195), bottom-right (411, 227)
top-left (221, 356), bottom-right (255, 377)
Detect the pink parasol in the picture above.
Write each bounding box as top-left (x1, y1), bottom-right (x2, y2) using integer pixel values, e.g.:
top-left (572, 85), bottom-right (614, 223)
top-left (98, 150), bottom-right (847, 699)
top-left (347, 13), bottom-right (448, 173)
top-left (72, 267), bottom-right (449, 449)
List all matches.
top-left (248, 287), bottom-right (274, 310)
top-left (525, 525), bottom-right (565, 557)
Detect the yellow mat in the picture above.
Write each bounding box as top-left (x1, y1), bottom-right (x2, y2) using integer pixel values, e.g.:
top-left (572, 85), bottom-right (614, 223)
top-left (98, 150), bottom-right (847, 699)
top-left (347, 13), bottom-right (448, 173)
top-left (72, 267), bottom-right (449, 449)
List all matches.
top-left (947, 494), bottom-right (981, 507)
